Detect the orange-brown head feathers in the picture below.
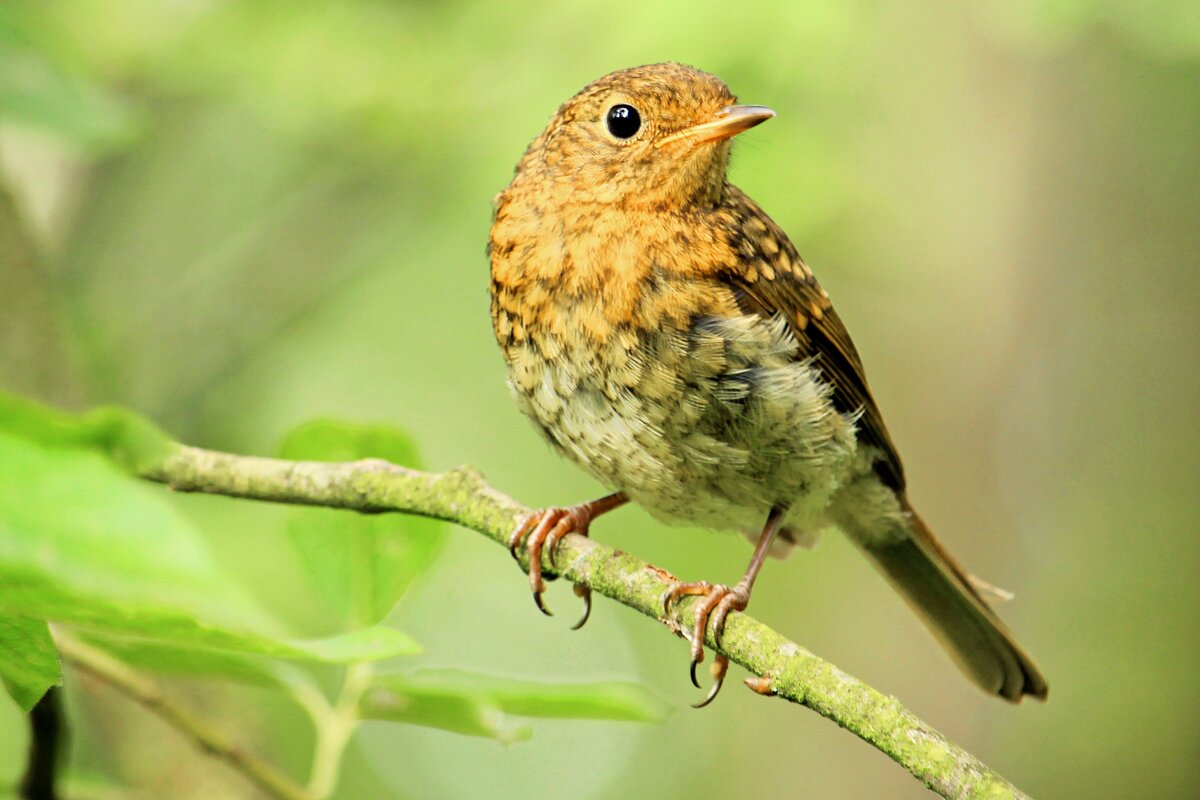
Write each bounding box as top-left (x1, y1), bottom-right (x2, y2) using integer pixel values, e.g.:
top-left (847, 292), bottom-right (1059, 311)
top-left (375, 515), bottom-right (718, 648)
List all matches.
top-left (509, 63), bottom-right (773, 210)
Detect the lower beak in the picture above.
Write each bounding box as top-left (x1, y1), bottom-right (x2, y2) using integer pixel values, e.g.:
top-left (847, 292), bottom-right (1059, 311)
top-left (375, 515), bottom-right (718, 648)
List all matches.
top-left (657, 105), bottom-right (776, 148)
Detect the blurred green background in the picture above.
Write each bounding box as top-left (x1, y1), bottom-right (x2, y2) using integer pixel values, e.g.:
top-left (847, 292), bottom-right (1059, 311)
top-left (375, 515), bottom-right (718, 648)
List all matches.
top-left (2, 0), bottom-right (1198, 797)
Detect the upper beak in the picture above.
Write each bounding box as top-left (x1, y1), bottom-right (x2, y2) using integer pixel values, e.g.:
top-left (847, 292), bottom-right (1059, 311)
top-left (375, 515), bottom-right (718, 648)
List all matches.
top-left (656, 104), bottom-right (776, 149)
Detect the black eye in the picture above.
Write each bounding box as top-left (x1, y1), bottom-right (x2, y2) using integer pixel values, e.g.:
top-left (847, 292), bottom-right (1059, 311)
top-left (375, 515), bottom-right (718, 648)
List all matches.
top-left (605, 104), bottom-right (641, 139)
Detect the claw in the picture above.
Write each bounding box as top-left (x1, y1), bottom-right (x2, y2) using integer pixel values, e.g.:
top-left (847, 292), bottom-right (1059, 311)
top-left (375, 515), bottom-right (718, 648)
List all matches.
top-left (504, 493), bottom-right (629, 629)
top-left (693, 655), bottom-right (729, 709)
top-left (524, 509), bottom-right (567, 615)
top-left (662, 580), bottom-right (746, 707)
top-left (570, 583), bottom-right (592, 630)
top-left (533, 588), bottom-right (553, 617)
top-left (689, 656), bottom-right (703, 689)
top-left (665, 505), bottom-right (787, 708)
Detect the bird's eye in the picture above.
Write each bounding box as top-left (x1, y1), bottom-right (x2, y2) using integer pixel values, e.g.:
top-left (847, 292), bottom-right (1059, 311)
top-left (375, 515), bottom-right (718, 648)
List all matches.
top-left (605, 104), bottom-right (641, 139)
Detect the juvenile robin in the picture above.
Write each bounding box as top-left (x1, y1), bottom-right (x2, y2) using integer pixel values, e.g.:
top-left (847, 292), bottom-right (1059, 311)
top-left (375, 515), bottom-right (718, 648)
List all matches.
top-left (489, 62), bottom-right (1048, 706)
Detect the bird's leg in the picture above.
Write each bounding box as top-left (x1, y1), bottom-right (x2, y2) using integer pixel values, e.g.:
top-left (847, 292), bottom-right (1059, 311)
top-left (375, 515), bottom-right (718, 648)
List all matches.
top-left (663, 506), bottom-right (787, 707)
top-left (508, 492), bottom-right (629, 627)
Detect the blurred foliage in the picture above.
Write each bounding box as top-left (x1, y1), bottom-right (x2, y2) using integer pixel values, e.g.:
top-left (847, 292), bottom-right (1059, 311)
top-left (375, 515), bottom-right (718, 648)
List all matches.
top-left (1, 0), bottom-right (1198, 798)
top-left (0, 618), bottom-right (58, 713)
top-left (362, 669), bottom-right (673, 743)
top-left (0, 395), bottom-right (670, 796)
top-left (0, 4), bottom-right (138, 152)
top-left (280, 420), bottom-right (446, 628)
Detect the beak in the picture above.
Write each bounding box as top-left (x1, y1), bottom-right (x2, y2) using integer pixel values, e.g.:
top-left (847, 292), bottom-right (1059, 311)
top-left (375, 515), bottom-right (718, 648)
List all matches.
top-left (657, 104), bottom-right (776, 149)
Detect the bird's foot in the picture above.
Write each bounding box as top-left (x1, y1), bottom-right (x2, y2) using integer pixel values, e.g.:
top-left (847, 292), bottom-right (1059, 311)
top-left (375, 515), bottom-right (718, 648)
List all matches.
top-left (662, 580), bottom-right (750, 707)
top-left (508, 493), bottom-right (627, 628)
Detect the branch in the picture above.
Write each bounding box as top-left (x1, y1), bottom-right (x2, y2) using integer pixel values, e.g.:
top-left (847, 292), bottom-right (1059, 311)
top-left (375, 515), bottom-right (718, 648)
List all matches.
top-left (55, 633), bottom-right (314, 800)
top-left (140, 444), bottom-right (1031, 800)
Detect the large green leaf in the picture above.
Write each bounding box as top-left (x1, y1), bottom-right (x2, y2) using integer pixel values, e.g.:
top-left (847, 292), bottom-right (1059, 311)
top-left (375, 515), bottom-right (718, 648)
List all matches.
top-left (0, 391), bottom-right (173, 474)
top-left (0, 616), bottom-right (60, 711)
top-left (279, 420), bottom-right (445, 627)
top-left (0, 401), bottom-right (421, 677)
top-left (0, 426), bottom-right (249, 623)
top-left (75, 634), bottom-right (283, 687)
top-left (360, 670), bottom-right (672, 742)
top-left (0, 567), bottom-right (420, 663)
top-left (0, 419), bottom-right (250, 623)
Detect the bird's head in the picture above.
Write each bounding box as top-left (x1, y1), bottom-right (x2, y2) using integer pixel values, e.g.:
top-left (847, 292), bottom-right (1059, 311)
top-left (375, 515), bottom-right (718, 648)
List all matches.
top-left (516, 63), bottom-right (774, 210)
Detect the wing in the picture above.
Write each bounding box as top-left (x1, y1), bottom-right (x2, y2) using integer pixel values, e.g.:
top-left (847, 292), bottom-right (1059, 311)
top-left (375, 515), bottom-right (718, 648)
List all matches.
top-left (716, 186), bottom-right (906, 490)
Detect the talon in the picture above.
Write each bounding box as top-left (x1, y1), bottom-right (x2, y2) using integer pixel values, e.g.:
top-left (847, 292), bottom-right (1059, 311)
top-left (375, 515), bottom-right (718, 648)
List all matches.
top-left (693, 655), bottom-right (729, 709)
top-left (524, 511), bottom-right (565, 612)
top-left (570, 583), bottom-right (592, 630)
top-left (533, 586), bottom-right (553, 617)
top-left (668, 507), bottom-right (785, 708)
top-left (504, 493), bottom-right (628, 628)
top-left (662, 580), bottom-right (747, 707)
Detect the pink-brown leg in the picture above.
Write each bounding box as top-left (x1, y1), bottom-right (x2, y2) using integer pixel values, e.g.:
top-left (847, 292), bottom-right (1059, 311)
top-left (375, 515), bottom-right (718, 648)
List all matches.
top-left (508, 492), bottom-right (628, 626)
top-left (662, 506), bottom-right (787, 707)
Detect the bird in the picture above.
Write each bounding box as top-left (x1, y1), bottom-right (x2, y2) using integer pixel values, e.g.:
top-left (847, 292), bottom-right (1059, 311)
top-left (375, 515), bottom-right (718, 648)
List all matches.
top-left (488, 62), bottom-right (1048, 707)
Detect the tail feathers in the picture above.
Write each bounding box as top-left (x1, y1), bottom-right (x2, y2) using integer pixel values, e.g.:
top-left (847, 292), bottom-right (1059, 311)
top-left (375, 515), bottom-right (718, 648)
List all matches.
top-left (856, 505), bottom-right (1048, 702)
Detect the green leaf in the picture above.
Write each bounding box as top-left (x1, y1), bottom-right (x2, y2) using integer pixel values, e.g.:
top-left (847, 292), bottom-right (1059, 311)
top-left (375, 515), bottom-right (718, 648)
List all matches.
top-left (0, 616), bottom-right (60, 711)
top-left (0, 403), bottom-right (421, 675)
top-left (0, 391), bottom-right (174, 474)
top-left (75, 634), bottom-right (283, 687)
top-left (0, 567), bottom-right (420, 663)
top-left (360, 674), bottom-right (531, 744)
top-left (360, 670), bottom-right (672, 742)
top-left (279, 420), bottom-right (445, 627)
top-left (0, 427), bottom-right (249, 623)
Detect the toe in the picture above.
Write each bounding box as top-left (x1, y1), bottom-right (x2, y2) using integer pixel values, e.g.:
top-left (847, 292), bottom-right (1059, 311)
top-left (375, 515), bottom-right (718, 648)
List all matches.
top-left (569, 583), bottom-right (592, 630)
top-left (692, 655), bottom-right (729, 709)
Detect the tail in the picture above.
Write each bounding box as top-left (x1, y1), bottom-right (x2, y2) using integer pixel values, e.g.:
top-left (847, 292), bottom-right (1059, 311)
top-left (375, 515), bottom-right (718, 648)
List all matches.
top-left (850, 501), bottom-right (1048, 702)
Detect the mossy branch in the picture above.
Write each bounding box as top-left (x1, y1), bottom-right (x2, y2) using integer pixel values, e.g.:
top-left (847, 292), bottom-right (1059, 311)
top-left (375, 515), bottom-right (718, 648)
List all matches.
top-left (140, 443), bottom-right (1031, 800)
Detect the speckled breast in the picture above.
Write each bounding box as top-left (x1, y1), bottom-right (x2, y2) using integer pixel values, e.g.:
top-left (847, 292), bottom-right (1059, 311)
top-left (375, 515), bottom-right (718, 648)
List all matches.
top-left (493, 301), bottom-right (860, 533)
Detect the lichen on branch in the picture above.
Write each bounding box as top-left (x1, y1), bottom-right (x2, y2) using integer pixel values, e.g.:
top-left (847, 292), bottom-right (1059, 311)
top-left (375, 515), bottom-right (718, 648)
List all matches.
top-left (140, 443), bottom-right (1031, 800)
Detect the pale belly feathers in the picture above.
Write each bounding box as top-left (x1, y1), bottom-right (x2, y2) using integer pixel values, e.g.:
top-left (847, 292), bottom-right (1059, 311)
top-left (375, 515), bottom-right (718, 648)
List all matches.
top-left (504, 310), bottom-right (863, 541)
